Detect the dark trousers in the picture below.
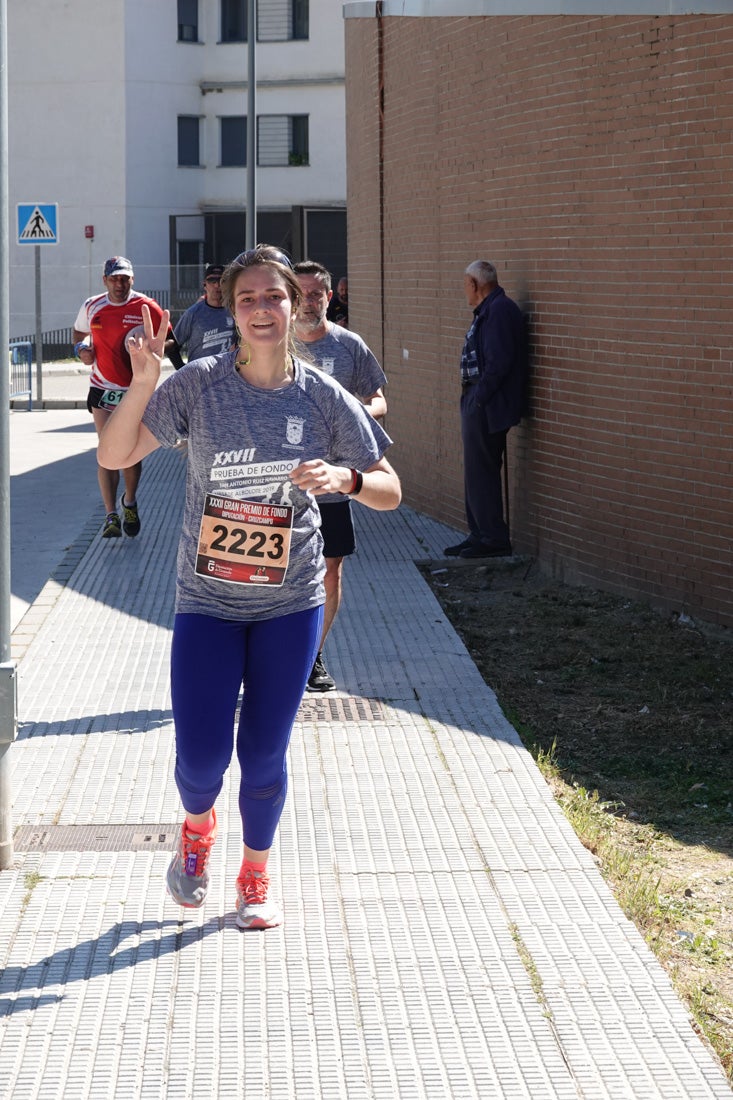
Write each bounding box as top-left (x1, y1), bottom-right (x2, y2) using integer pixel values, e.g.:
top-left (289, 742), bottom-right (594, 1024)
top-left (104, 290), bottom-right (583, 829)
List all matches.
top-left (460, 386), bottom-right (510, 547)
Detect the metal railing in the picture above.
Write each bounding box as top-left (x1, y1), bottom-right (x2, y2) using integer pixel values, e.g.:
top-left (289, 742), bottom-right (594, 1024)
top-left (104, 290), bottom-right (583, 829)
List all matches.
top-left (8, 341), bottom-right (32, 410)
top-left (11, 326), bottom-right (73, 362)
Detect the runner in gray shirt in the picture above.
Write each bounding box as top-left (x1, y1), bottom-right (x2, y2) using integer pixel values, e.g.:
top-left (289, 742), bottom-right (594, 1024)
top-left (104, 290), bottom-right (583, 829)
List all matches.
top-left (167, 264), bottom-right (234, 366)
top-left (98, 245), bottom-right (400, 932)
top-left (294, 260), bottom-right (388, 693)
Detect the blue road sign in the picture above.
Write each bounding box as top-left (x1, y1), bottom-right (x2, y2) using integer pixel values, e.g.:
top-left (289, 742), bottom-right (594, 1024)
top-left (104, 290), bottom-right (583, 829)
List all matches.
top-left (17, 203), bottom-right (58, 245)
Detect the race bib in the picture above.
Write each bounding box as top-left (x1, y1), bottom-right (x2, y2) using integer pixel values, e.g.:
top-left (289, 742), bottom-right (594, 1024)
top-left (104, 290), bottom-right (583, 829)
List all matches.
top-left (195, 495), bottom-right (293, 587)
top-left (100, 388), bottom-right (125, 411)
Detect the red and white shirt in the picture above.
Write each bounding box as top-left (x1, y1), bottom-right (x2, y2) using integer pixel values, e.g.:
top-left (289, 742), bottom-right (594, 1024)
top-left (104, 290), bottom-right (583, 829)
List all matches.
top-left (74, 291), bottom-right (166, 390)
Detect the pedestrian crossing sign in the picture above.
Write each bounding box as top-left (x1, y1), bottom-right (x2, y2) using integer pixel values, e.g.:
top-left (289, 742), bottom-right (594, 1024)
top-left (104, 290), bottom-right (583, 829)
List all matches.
top-left (17, 203), bottom-right (58, 245)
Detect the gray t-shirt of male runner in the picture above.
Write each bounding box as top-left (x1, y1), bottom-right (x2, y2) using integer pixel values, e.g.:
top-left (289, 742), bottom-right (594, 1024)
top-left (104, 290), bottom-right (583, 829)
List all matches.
top-left (173, 299), bottom-right (235, 362)
top-left (301, 322), bottom-right (387, 503)
top-left (142, 350), bottom-right (392, 622)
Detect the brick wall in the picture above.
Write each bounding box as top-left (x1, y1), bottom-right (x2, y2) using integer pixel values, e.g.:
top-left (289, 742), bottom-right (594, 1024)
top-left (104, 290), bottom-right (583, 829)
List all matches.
top-left (346, 14), bottom-right (733, 627)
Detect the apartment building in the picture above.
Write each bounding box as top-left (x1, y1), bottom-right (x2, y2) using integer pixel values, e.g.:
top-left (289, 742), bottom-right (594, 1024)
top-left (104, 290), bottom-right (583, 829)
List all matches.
top-left (9, 0), bottom-right (347, 335)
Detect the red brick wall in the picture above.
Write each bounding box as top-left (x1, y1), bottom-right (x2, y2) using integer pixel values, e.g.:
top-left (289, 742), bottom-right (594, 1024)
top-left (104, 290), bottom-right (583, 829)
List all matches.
top-left (346, 14), bottom-right (733, 627)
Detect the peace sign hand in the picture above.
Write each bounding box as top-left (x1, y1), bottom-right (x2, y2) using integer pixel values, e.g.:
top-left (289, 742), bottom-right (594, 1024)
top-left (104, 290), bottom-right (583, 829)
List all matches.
top-left (125, 304), bottom-right (170, 387)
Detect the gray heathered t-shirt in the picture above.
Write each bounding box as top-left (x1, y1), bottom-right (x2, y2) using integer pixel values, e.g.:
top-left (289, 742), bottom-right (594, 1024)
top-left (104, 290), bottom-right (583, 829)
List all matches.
top-left (173, 299), bottom-right (234, 362)
top-left (142, 350), bottom-right (392, 621)
top-left (301, 322), bottom-right (387, 503)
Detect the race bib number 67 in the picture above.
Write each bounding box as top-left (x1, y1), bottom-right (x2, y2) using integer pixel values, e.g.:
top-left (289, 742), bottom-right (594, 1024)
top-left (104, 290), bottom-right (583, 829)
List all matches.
top-left (195, 495), bottom-right (293, 587)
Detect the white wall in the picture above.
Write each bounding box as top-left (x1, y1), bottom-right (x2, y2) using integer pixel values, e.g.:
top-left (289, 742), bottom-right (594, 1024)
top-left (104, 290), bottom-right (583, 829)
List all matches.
top-left (9, 0), bottom-right (128, 334)
top-left (124, 0), bottom-right (195, 293)
top-left (8, 0), bottom-right (347, 338)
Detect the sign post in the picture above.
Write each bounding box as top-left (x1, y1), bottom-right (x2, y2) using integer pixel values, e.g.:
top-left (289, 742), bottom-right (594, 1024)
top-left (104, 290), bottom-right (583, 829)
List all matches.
top-left (85, 225), bottom-right (94, 295)
top-left (17, 202), bottom-right (59, 406)
top-left (1, 0), bottom-right (15, 871)
top-left (246, 0), bottom-right (256, 248)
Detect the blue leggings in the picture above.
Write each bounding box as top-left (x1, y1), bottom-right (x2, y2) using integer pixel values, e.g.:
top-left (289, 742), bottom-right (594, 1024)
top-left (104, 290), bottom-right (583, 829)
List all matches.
top-left (170, 607), bottom-right (323, 850)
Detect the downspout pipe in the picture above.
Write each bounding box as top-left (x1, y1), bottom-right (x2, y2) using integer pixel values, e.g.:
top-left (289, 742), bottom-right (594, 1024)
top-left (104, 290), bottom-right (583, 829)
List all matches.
top-left (376, 2), bottom-right (386, 368)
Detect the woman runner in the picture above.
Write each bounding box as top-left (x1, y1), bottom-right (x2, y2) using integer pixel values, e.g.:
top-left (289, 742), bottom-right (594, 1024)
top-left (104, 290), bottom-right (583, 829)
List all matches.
top-left (98, 245), bottom-right (401, 929)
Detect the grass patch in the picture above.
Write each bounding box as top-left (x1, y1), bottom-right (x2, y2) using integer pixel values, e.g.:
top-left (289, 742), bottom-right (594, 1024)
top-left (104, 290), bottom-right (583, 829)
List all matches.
top-left (423, 562), bottom-right (733, 1083)
top-left (21, 870), bottom-right (43, 912)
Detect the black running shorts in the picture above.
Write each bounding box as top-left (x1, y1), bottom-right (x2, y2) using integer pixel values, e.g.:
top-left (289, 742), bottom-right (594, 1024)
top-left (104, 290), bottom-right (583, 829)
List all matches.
top-left (318, 500), bottom-right (356, 559)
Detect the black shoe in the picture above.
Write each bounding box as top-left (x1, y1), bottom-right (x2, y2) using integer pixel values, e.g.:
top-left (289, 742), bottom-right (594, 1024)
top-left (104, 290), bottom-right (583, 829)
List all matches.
top-left (101, 512), bottom-right (122, 539)
top-left (121, 497), bottom-right (141, 537)
top-left (444, 537), bottom-right (474, 557)
top-left (307, 652), bottom-right (335, 692)
top-left (459, 542), bottom-right (512, 559)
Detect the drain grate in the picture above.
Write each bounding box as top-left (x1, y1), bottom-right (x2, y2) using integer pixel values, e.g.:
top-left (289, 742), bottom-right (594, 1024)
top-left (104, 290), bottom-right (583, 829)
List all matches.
top-left (296, 696), bottom-right (385, 722)
top-left (14, 824), bottom-right (180, 854)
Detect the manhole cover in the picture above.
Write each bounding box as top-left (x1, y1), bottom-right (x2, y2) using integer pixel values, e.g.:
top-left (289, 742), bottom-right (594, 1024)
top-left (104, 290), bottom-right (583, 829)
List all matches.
top-left (14, 824), bottom-right (180, 853)
top-left (296, 696), bottom-right (385, 722)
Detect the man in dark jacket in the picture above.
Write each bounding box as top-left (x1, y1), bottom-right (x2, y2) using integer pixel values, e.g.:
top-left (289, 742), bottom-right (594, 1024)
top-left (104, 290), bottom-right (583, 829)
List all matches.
top-left (445, 260), bottom-right (527, 558)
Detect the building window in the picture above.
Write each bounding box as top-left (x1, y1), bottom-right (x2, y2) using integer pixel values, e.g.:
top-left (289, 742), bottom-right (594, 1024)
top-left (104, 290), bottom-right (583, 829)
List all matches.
top-left (221, 116), bottom-right (247, 167)
top-left (292, 0), bottom-right (308, 40)
top-left (220, 0), bottom-right (308, 44)
top-left (259, 0), bottom-right (309, 42)
top-left (177, 240), bottom-right (205, 292)
top-left (177, 0), bottom-right (198, 42)
top-left (221, 0), bottom-right (247, 42)
top-left (178, 116), bottom-right (200, 167)
top-left (258, 115), bottom-right (308, 167)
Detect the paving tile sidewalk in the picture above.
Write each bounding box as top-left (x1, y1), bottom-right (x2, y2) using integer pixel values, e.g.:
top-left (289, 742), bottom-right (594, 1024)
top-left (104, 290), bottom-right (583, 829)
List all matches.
top-left (1, 429), bottom-right (731, 1098)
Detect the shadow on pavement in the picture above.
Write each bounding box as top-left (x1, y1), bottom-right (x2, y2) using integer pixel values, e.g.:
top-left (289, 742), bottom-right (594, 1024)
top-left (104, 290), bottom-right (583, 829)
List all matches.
top-left (11, 447), bottom-right (185, 630)
top-left (16, 710), bottom-right (174, 741)
top-left (0, 918), bottom-right (226, 1016)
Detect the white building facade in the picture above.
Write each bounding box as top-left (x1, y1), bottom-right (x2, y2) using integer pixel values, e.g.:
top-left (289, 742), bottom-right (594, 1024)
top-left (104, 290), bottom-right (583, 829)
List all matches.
top-left (9, 0), bottom-right (347, 339)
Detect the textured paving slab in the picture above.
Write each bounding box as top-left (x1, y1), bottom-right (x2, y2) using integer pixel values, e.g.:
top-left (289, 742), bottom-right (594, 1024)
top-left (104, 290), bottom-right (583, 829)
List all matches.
top-left (1, 443), bottom-right (731, 1099)
top-left (9, 407), bottom-right (99, 632)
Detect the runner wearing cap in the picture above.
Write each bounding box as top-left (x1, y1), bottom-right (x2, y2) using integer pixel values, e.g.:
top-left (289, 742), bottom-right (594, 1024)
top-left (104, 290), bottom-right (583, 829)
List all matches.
top-left (166, 263), bottom-right (235, 368)
top-left (73, 256), bottom-right (169, 538)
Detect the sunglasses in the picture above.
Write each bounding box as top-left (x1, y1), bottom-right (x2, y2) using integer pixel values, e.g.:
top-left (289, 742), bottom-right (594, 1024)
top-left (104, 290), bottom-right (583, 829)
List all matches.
top-left (205, 276), bottom-right (221, 284)
top-left (233, 246), bottom-right (293, 270)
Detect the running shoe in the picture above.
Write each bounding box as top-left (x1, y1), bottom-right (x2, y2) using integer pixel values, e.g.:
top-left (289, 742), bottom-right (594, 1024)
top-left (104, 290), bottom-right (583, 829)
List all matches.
top-left (121, 497), bottom-right (141, 537)
top-left (166, 811), bottom-right (218, 908)
top-left (306, 652), bottom-right (335, 692)
top-left (235, 867), bottom-right (283, 930)
top-left (101, 512), bottom-right (122, 539)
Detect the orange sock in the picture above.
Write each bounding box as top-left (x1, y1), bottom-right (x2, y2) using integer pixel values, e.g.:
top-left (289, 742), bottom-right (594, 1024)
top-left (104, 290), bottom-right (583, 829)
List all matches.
top-left (186, 812), bottom-right (216, 836)
top-left (240, 856), bottom-right (267, 876)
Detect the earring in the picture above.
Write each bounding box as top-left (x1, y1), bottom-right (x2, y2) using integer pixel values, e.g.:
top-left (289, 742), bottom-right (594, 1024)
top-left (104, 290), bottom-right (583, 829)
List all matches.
top-left (235, 342), bottom-right (251, 370)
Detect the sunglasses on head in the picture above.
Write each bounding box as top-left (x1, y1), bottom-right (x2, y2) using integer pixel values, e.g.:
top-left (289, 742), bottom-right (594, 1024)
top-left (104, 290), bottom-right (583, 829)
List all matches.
top-left (233, 246), bottom-right (293, 270)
